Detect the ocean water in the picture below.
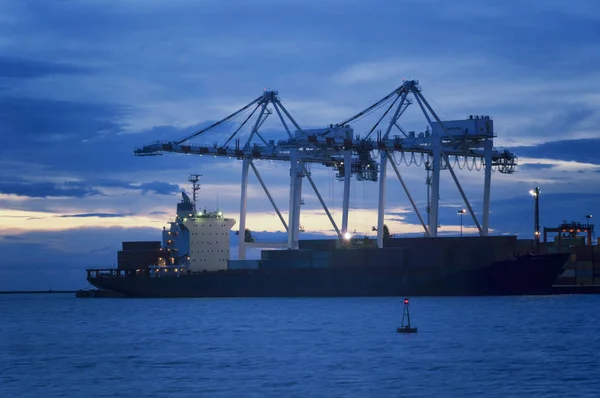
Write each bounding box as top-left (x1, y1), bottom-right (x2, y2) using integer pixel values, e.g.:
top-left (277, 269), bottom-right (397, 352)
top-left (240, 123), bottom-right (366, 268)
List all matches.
top-left (1, 294), bottom-right (599, 397)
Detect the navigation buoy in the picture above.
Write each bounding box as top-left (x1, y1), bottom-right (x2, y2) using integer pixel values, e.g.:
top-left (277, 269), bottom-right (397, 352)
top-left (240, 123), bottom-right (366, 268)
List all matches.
top-left (397, 298), bottom-right (417, 333)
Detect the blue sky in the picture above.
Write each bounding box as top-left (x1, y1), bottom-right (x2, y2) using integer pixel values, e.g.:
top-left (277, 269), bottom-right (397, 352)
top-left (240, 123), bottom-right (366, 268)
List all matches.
top-left (1, 0), bottom-right (599, 290)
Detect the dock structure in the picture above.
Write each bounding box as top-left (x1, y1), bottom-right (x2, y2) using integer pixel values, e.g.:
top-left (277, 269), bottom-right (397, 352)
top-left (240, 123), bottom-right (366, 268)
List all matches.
top-left (134, 80), bottom-right (517, 259)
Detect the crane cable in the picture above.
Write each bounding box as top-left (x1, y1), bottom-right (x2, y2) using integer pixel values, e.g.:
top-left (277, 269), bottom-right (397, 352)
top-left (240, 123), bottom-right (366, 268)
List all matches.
top-left (364, 94), bottom-right (401, 140)
top-left (318, 85), bottom-right (406, 137)
top-left (222, 102), bottom-right (262, 148)
top-left (175, 94), bottom-right (263, 144)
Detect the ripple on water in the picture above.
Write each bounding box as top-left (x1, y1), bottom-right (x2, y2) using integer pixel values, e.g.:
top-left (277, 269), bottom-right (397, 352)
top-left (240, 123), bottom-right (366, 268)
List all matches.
top-left (1, 294), bottom-right (600, 397)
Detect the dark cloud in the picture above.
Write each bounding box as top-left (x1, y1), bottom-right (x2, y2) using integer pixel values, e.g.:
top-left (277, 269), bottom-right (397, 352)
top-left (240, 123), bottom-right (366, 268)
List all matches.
top-left (149, 210), bottom-right (170, 216)
top-left (0, 177), bottom-right (180, 199)
top-left (1, 235), bottom-right (27, 241)
top-left (0, 180), bottom-right (100, 198)
top-left (510, 138), bottom-right (600, 165)
top-left (89, 246), bottom-right (113, 254)
top-left (0, 109), bottom-right (220, 178)
top-left (59, 213), bottom-right (132, 218)
top-left (84, 179), bottom-right (181, 195)
top-left (138, 181), bottom-right (180, 195)
top-left (0, 96), bottom-right (132, 143)
top-left (0, 56), bottom-right (90, 79)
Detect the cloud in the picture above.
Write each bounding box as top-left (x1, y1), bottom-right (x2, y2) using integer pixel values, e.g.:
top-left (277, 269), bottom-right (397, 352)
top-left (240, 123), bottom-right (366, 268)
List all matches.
top-left (510, 138), bottom-right (600, 166)
top-left (0, 56), bottom-right (90, 79)
top-left (0, 235), bottom-right (26, 240)
top-left (0, 180), bottom-right (100, 198)
top-left (138, 181), bottom-right (180, 195)
top-left (0, 96), bottom-right (132, 149)
top-left (518, 163), bottom-right (555, 171)
top-left (84, 179), bottom-right (181, 195)
top-left (332, 57), bottom-right (488, 86)
top-left (0, 177), bottom-right (180, 199)
top-left (59, 213), bottom-right (132, 218)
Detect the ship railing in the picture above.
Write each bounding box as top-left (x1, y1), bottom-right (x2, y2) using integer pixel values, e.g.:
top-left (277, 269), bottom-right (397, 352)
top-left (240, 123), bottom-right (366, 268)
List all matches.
top-left (86, 268), bottom-right (129, 279)
top-left (86, 267), bottom-right (163, 279)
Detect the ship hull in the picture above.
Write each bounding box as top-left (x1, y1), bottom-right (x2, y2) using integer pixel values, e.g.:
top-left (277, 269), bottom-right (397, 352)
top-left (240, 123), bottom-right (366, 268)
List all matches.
top-left (88, 252), bottom-right (569, 298)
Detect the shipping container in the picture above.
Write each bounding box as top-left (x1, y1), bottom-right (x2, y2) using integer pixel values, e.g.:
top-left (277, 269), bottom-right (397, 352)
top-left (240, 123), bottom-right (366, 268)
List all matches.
top-left (261, 249), bottom-right (312, 261)
top-left (228, 260), bottom-right (260, 270)
top-left (330, 249), bottom-right (369, 267)
top-left (364, 248), bottom-right (405, 267)
top-left (122, 241), bottom-right (161, 251)
top-left (117, 249), bottom-right (161, 270)
top-left (258, 259), bottom-right (304, 269)
top-left (299, 239), bottom-right (338, 251)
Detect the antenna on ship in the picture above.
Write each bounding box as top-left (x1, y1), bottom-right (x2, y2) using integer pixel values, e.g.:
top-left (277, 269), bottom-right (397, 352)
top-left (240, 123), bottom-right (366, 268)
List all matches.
top-left (397, 298), bottom-right (418, 333)
top-left (189, 174), bottom-right (202, 210)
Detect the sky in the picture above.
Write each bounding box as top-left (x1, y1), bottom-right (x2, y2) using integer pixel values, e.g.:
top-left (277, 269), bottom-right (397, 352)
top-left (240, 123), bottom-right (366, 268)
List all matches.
top-left (1, 0), bottom-right (599, 290)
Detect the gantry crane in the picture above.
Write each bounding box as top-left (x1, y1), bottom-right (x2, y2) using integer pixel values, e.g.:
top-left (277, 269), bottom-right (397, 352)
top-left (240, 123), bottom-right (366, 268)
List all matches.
top-left (135, 80), bottom-right (517, 257)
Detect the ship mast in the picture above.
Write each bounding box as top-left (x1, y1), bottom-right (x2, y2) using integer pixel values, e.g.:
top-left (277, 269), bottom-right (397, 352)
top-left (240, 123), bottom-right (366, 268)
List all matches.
top-left (189, 173), bottom-right (202, 212)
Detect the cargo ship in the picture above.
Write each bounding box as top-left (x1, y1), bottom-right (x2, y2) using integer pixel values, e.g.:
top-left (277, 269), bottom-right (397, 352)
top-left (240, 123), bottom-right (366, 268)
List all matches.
top-left (84, 186), bottom-right (569, 298)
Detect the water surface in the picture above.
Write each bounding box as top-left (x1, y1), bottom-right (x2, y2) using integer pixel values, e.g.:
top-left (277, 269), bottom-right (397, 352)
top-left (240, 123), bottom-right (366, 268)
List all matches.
top-left (1, 294), bottom-right (599, 397)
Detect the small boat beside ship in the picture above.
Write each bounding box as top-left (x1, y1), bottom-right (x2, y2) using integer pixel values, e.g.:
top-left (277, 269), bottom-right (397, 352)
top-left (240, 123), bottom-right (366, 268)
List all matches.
top-left (83, 178), bottom-right (569, 298)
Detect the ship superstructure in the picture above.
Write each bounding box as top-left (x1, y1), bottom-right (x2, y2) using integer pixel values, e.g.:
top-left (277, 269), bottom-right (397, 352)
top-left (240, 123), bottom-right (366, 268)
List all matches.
top-left (152, 174), bottom-right (236, 275)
